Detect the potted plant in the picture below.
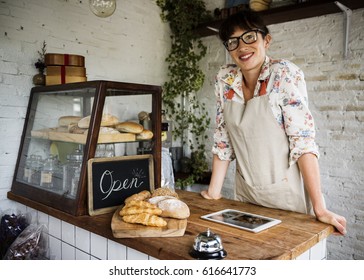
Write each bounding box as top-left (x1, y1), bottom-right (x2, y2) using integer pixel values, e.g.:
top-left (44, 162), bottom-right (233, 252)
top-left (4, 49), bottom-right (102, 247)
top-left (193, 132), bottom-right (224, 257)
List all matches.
top-left (156, 0), bottom-right (212, 188)
top-left (33, 40), bottom-right (47, 86)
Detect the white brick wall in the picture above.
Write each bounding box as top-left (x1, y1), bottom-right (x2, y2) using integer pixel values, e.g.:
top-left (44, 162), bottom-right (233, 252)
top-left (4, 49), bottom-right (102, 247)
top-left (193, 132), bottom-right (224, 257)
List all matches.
top-left (0, 0), bottom-right (169, 200)
top-left (1, 0), bottom-right (363, 260)
top-left (199, 8), bottom-right (364, 260)
top-left (0, 0), bottom-right (169, 260)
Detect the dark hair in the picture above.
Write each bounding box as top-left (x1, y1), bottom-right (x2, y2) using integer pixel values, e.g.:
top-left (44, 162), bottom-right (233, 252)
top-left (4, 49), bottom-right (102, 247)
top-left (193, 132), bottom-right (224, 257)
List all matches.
top-left (218, 10), bottom-right (270, 42)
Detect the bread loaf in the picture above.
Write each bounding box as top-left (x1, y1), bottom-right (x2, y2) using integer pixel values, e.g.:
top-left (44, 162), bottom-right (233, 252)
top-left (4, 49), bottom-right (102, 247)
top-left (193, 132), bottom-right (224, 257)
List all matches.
top-left (78, 114), bottom-right (119, 129)
top-left (151, 188), bottom-right (179, 198)
top-left (115, 122), bottom-right (144, 134)
top-left (136, 129), bottom-right (153, 140)
top-left (58, 116), bottom-right (82, 127)
top-left (83, 127), bottom-right (120, 135)
top-left (157, 198), bottom-right (190, 219)
top-left (122, 213), bottom-right (167, 227)
top-left (148, 195), bottom-right (176, 205)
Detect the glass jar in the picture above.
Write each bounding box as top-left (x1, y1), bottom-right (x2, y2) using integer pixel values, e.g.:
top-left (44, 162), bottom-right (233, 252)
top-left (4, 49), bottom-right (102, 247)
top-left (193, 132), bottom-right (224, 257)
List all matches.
top-left (70, 166), bottom-right (81, 197)
top-left (95, 144), bottom-right (106, 157)
top-left (29, 155), bottom-right (42, 186)
top-left (40, 156), bottom-right (56, 189)
top-left (23, 155), bottom-right (33, 182)
top-left (40, 155), bottom-right (63, 191)
top-left (63, 146), bottom-right (83, 197)
top-left (104, 144), bottom-right (115, 157)
top-left (161, 110), bottom-right (172, 148)
top-left (52, 155), bottom-right (63, 191)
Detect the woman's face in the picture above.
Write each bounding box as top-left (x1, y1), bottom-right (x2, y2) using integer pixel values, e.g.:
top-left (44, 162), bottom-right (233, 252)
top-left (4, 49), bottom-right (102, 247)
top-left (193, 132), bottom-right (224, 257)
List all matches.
top-left (228, 27), bottom-right (271, 75)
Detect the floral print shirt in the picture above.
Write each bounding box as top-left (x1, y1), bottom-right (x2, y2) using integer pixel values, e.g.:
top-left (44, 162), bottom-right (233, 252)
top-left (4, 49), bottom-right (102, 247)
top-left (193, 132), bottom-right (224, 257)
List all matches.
top-left (212, 56), bottom-right (319, 166)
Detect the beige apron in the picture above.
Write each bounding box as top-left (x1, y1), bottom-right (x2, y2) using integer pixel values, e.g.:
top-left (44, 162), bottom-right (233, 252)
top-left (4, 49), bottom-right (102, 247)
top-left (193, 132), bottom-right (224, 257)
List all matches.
top-left (224, 94), bottom-right (313, 214)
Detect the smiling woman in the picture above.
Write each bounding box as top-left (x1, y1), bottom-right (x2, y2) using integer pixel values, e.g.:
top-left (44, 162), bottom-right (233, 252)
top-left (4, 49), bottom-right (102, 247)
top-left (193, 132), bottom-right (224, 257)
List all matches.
top-left (201, 9), bottom-right (347, 237)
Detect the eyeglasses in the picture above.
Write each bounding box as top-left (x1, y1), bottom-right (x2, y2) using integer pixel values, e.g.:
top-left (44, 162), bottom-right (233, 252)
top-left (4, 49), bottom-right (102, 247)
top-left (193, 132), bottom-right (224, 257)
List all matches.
top-left (223, 29), bottom-right (266, 51)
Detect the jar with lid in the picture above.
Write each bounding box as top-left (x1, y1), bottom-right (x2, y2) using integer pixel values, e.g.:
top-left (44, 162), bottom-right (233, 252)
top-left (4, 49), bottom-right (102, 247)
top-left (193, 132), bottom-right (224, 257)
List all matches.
top-left (29, 155), bottom-right (43, 186)
top-left (40, 156), bottom-right (56, 189)
top-left (52, 155), bottom-right (63, 191)
top-left (23, 154), bottom-right (33, 182)
top-left (161, 110), bottom-right (172, 149)
top-left (63, 146), bottom-right (83, 197)
top-left (40, 155), bottom-right (62, 191)
top-left (70, 166), bottom-right (81, 198)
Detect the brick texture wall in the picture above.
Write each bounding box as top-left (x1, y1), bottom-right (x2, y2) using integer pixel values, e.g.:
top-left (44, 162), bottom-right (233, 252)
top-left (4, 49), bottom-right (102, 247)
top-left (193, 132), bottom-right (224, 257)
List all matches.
top-left (0, 0), bottom-right (169, 259)
top-left (0, 0), bottom-right (363, 260)
top-left (199, 8), bottom-right (364, 260)
top-left (0, 0), bottom-right (169, 204)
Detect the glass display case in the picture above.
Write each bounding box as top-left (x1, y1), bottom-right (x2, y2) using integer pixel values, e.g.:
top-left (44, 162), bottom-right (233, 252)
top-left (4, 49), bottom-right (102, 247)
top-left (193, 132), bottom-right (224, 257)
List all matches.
top-left (9, 81), bottom-right (161, 216)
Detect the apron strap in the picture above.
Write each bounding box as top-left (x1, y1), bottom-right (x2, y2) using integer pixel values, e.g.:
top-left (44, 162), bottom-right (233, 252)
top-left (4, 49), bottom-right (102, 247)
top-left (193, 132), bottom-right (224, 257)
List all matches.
top-left (259, 79), bottom-right (269, 96)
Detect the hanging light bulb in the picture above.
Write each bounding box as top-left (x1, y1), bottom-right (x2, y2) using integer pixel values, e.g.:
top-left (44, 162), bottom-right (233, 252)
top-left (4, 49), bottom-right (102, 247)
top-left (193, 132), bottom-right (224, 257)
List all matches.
top-left (89, 0), bottom-right (116, 18)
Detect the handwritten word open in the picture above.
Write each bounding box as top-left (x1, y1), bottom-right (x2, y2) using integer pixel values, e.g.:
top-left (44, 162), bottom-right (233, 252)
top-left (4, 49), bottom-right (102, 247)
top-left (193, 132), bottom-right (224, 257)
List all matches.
top-left (99, 170), bottom-right (144, 200)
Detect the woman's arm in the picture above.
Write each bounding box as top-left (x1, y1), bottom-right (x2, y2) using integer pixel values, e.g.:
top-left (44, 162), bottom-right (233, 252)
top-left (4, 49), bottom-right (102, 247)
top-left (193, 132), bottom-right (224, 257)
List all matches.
top-left (201, 154), bottom-right (230, 200)
top-left (298, 153), bottom-right (347, 235)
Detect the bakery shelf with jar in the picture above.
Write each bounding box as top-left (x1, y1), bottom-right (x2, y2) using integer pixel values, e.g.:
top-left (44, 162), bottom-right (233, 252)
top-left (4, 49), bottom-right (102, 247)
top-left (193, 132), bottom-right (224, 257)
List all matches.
top-left (9, 81), bottom-right (162, 216)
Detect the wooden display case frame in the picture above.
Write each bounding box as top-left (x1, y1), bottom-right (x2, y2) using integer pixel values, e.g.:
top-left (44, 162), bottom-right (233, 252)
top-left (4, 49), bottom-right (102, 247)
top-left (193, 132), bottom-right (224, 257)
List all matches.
top-left (8, 80), bottom-right (162, 216)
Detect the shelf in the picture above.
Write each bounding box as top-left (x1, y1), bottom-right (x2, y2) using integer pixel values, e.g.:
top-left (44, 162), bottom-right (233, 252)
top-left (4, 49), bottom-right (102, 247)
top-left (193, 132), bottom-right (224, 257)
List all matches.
top-left (195, 0), bottom-right (364, 37)
top-left (31, 127), bottom-right (136, 144)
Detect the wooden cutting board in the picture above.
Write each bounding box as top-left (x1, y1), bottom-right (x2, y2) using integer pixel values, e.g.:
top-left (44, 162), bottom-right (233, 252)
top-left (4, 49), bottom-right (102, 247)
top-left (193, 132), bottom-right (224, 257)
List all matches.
top-left (111, 206), bottom-right (187, 238)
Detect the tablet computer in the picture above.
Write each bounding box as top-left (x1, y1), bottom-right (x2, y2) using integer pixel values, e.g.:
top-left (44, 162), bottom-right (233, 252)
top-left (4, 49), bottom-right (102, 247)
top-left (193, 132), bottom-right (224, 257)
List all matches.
top-left (201, 209), bottom-right (281, 233)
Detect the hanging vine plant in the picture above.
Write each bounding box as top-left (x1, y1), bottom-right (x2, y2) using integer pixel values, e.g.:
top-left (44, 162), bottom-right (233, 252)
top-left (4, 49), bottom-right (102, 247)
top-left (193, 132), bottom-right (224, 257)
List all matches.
top-left (156, 0), bottom-right (212, 187)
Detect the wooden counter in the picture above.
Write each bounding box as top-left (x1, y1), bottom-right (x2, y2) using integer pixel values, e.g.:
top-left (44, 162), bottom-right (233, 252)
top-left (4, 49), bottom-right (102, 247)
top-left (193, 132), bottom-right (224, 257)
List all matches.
top-left (7, 190), bottom-right (334, 260)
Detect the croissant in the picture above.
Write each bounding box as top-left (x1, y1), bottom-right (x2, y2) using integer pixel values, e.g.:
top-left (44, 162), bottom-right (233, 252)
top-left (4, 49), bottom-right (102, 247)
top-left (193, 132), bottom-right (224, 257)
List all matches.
top-left (124, 190), bottom-right (151, 204)
top-left (122, 213), bottom-right (167, 227)
top-left (120, 206), bottom-right (162, 216)
top-left (125, 200), bottom-right (157, 208)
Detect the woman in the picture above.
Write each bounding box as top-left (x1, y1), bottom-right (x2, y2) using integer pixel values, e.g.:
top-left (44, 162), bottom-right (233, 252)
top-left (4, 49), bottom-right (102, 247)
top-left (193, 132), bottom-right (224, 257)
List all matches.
top-left (201, 10), bottom-right (346, 235)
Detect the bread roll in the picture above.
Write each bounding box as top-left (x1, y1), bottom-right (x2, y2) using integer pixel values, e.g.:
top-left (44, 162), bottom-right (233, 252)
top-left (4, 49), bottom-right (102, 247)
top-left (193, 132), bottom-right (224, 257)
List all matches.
top-left (124, 190), bottom-right (151, 204)
top-left (58, 116), bottom-right (82, 127)
top-left (78, 114), bottom-right (119, 128)
top-left (115, 121), bottom-right (144, 134)
top-left (148, 195), bottom-right (176, 205)
top-left (136, 129), bottom-right (153, 140)
top-left (83, 127), bottom-right (120, 135)
top-left (68, 123), bottom-right (87, 134)
top-left (157, 198), bottom-right (190, 219)
top-left (151, 188), bottom-right (179, 198)
top-left (249, 0), bottom-right (270, 11)
top-left (138, 111), bottom-right (150, 121)
top-left (77, 116), bottom-right (90, 128)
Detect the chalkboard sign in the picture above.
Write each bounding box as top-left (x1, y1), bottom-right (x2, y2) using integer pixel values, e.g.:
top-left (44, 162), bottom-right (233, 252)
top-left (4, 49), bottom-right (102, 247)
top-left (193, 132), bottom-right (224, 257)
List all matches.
top-left (87, 155), bottom-right (154, 216)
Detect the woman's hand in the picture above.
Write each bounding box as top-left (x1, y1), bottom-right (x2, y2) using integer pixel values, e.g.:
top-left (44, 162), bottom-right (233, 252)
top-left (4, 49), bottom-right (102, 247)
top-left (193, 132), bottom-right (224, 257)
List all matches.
top-left (200, 155), bottom-right (229, 200)
top-left (316, 209), bottom-right (347, 236)
top-left (200, 190), bottom-right (222, 200)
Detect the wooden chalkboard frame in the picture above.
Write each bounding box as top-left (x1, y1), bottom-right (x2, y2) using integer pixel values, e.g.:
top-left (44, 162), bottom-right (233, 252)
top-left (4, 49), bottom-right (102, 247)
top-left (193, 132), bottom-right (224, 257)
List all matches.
top-left (87, 155), bottom-right (154, 216)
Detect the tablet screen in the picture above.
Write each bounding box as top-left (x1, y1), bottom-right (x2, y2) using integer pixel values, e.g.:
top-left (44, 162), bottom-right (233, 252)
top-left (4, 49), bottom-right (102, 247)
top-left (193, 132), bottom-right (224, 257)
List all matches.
top-left (201, 209), bottom-right (281, 233)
